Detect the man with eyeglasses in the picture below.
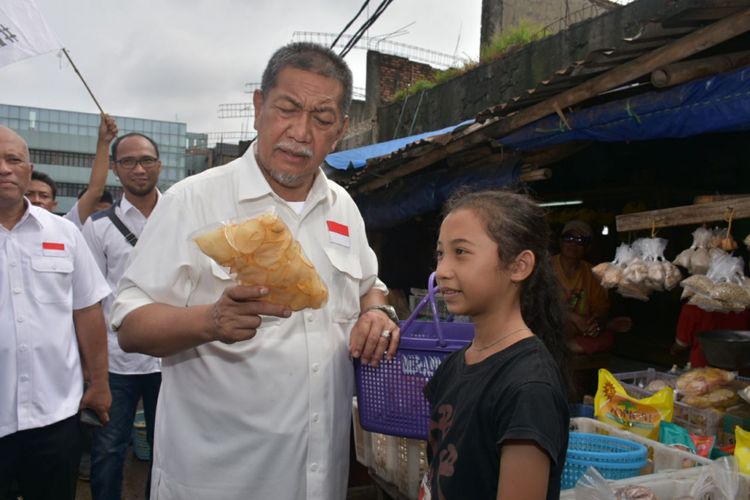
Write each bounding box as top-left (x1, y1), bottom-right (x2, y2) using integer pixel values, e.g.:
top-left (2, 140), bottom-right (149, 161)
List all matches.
top-left (0, 126), bottom-right (111, 500)
top-left (81, 132), bottom-right (162, 500)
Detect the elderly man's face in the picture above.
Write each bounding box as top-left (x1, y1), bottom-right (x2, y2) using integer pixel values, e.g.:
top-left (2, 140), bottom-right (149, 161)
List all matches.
top-left (0, 127), bottom-right (33, 209)
top-left (253, 67), bottom-right (348, 200)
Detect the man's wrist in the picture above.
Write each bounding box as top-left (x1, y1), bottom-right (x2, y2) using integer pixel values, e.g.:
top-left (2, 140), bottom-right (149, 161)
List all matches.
top-left (361, 304), bottom-right (399, 323)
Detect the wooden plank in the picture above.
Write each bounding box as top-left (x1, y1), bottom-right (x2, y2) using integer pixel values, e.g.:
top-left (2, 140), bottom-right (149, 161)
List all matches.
top-left (615, 197), bottom-right (750, 233)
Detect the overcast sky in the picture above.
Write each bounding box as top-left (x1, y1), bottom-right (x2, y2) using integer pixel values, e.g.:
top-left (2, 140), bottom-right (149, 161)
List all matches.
top-left (0, 0), bottom-right (481, 138)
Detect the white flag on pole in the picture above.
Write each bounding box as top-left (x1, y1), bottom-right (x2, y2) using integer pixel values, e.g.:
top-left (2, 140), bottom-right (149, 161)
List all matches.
top-left (0, 0), bottom-right (61, 69)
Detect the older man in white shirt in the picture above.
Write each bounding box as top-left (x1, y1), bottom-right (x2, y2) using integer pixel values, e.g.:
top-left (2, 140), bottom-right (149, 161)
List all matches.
top-left (0, 126), bottom-right (111, 500)
top-left (112, 43), bottom-right (400, 499)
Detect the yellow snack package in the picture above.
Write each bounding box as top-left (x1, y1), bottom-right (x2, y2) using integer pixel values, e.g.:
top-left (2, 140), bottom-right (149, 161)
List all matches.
top-left (735, 426), bottom-right (750, 474)
top-left (594, 368), bottom-right (674, 440)
top-left (194, 213), bottom-right (328, 311)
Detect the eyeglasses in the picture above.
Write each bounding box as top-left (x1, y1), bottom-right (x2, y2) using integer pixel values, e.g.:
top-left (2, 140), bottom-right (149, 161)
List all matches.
top-left (561, 234), bottom-right (591, 246)
top-left (115, 157), bottom-right (159, 169)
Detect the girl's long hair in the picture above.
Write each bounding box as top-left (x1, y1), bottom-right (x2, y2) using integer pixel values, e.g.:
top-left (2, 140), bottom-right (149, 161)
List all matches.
top-left (444, 189), bottom-right (571, 384)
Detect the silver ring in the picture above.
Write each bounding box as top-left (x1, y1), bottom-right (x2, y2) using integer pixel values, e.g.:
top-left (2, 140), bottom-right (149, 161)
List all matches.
top-left (380, 330), bottom-right (392, 340)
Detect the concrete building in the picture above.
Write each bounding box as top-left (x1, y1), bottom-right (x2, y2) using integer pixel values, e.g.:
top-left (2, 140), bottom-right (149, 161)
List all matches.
top-left (0, 103), bottom-right (208, 213)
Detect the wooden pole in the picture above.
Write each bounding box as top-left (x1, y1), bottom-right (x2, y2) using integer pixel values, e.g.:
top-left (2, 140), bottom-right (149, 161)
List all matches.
top-left (355, 6), bottom-right (750, 194)
top-left (615, 197), bottom-right (750, 233)
top-left (62, 48), bottom-right (105, 114)
top-left (651, 50), bottom-right (750, 88)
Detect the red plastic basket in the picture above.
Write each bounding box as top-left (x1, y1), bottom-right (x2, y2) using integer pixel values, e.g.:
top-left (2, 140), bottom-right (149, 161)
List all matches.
top-left (355, 272), bottom-right (474, 439)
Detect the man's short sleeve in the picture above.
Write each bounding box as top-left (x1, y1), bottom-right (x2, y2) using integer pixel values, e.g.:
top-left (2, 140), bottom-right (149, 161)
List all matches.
top-left (495, 382), bottom-right (568, 466)
top-left (70, 226), bottom-right (111, 310)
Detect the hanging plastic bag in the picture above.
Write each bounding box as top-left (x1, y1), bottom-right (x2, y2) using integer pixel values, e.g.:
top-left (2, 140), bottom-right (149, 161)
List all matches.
top-left (192, 210), bottom-right (328, 311)
top-left (595, 369), bottom-right (674, 440)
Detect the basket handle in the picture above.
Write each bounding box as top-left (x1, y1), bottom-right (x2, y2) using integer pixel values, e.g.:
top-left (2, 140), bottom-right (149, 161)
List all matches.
top-left (400, 272), bottom-right (447, 347)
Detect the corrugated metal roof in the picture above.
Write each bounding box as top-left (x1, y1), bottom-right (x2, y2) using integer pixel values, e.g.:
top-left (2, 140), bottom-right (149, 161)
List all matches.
top-left (330, 1), bottom-right (750, 194)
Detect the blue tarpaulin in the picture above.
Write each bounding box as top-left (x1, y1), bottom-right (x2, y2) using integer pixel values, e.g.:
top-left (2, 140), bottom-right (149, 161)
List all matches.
top-left (325, 120), bottom-right (473, 170)
top-left (499, 66), bottom-right (750, 151)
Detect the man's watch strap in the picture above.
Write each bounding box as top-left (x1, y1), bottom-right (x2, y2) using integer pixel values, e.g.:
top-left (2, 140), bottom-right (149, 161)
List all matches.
top-left (361, 304), bottom-right (399, 323)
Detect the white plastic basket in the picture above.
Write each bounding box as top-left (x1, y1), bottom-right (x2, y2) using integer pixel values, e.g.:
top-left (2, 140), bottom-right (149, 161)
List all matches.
top-left (559, 464), bottom-right (750, 499)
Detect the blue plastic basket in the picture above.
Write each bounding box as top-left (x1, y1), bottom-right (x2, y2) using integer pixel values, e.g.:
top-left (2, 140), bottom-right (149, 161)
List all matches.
top-left (355, 272), bottom-right (474, 439)
top-left (132, 410), bottom-right (152, 461)
top-left (561, 432), bottom-right (648, 489)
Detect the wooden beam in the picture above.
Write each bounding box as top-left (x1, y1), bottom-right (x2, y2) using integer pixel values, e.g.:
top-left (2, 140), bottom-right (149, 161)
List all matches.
top-left (651, 50), bottom-right (750, 87)
top-left (615, 197), bottom-right (750, 233)
top-left (519, 168), bottom-right (552, 182)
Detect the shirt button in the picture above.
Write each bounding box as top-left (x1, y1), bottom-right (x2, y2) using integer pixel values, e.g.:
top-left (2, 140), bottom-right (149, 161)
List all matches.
top-left (310, 463), bottom-right (318, 472)
top-left (17, 316), bottom-right (24, 323)
top-left (19, 375), bottom-right (29, 382)
top-left (307, 314), bottom-right (314, 323)
top-left (9, 261), bottom-right (17, 267)
top-left (18, 344), bottom-right (27, 352)
top-left (13, 287), bottom-right (22, 294)
top-left (311, 363), bottom-right (320, 373)
top-left (312, 413), bottom-right (319, 422)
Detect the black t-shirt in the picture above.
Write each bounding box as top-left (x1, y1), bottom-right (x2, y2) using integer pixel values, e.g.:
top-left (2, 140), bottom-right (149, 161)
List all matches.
top-left (423, 336), bottom-right (569, 500)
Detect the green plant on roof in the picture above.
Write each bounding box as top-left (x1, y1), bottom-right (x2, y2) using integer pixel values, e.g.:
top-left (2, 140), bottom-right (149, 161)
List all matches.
top-left (388, 19), bottom-right (546, 104)
top-left (480, 19), bottom-right (545, 63)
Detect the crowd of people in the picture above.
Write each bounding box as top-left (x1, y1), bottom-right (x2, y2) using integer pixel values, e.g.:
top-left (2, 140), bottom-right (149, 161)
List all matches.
top-left (5, 40), bottom-right (725, 500)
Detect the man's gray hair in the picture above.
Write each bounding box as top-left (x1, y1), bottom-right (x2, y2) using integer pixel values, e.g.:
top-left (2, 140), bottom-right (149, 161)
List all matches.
top-left (261, 42), bottom-right (353, 117)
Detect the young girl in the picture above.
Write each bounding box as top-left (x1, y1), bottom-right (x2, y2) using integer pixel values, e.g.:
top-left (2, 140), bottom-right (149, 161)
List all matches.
top-left (422, 190), bottom-right (570, 500)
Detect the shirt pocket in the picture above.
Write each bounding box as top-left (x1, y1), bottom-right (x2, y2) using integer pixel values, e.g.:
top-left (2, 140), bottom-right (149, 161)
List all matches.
top-left (323, 246), bottom-right (363, 324)
top-left (30, 257), bottom-right (74, 304)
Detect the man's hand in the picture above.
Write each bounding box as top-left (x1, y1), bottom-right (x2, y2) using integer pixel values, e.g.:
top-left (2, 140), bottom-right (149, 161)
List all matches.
top-left (98, 113), bottom-right (118, 144)
top-left (209, 285), bottom-right (292, 344)
top-left (80, 381), bottom-right (112, 425)
top-left (349, 309), bottom-right (400, 367)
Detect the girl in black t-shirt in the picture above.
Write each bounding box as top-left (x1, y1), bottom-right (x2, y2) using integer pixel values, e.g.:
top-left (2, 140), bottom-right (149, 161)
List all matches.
top-left (423, 190), bottom-right (570, 500)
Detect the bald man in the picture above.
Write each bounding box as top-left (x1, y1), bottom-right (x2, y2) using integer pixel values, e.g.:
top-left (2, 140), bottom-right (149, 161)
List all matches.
top-left (0, 126), bottom-right (112, 500)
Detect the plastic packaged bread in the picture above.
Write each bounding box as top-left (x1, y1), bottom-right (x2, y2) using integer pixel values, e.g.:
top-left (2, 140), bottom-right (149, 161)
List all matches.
top-left (194, 213), bottom-right (328, 311)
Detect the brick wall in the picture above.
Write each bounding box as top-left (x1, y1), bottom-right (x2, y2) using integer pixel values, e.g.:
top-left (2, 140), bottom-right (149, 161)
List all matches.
top-left (370, 52), bottom-right (435, 105)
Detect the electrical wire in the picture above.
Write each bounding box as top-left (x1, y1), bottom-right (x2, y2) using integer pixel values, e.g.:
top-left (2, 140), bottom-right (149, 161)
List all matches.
top-left (338, 0), bottom-right (395, 58)
top-left (331, 0), bottom-right (371, 49)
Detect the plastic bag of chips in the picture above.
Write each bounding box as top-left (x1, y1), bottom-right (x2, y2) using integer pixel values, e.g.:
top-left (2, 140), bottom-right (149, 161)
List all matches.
top-left (193, 210), bottom-right (328, 311)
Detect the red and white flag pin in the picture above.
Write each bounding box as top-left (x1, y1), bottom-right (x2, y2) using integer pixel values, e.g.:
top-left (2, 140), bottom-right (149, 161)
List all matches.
top-left (42, 241), bottom-right (65, 256)
top-left (326, 220), bottom-right (350, 248)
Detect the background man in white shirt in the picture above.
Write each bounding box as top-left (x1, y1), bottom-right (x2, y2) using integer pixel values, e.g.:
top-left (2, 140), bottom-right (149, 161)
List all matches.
top-left (25, 114), bottom-right (117, 229)
top-left (0, 126), bottom-right (111, 500)
top-left (111, 43), bottom-right (400, 499)
top-left (82, 132), bottom-right (163, 500)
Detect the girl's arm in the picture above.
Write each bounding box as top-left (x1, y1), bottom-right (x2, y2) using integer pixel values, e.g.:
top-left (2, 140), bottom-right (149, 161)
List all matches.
top-left (497, 440), bottom-right (551, 500)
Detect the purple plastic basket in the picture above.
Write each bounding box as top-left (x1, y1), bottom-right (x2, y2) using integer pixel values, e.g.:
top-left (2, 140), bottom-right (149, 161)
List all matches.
top-left (355, 272), bottom-right (474, 439)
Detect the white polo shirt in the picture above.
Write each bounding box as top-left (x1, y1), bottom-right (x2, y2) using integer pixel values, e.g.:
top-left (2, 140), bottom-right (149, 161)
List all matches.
top-left (82, 194), bottom-right (161, 375)
top-left (63, 201), bottom-right (83, 230)
top-left (0, 202), bottom-right (110, 438)
top-left (111, 149), bottom-right (386, 500)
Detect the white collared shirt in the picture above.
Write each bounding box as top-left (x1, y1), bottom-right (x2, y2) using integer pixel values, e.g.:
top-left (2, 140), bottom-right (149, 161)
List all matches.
top-left (82, 194), bottom-right (161, 375)
top-left (111, 150), bottom-right (386, 500)
top-left (62, 201), bottom-right (83, 230)
top-left (0, 202), bottom-right (110, 438)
